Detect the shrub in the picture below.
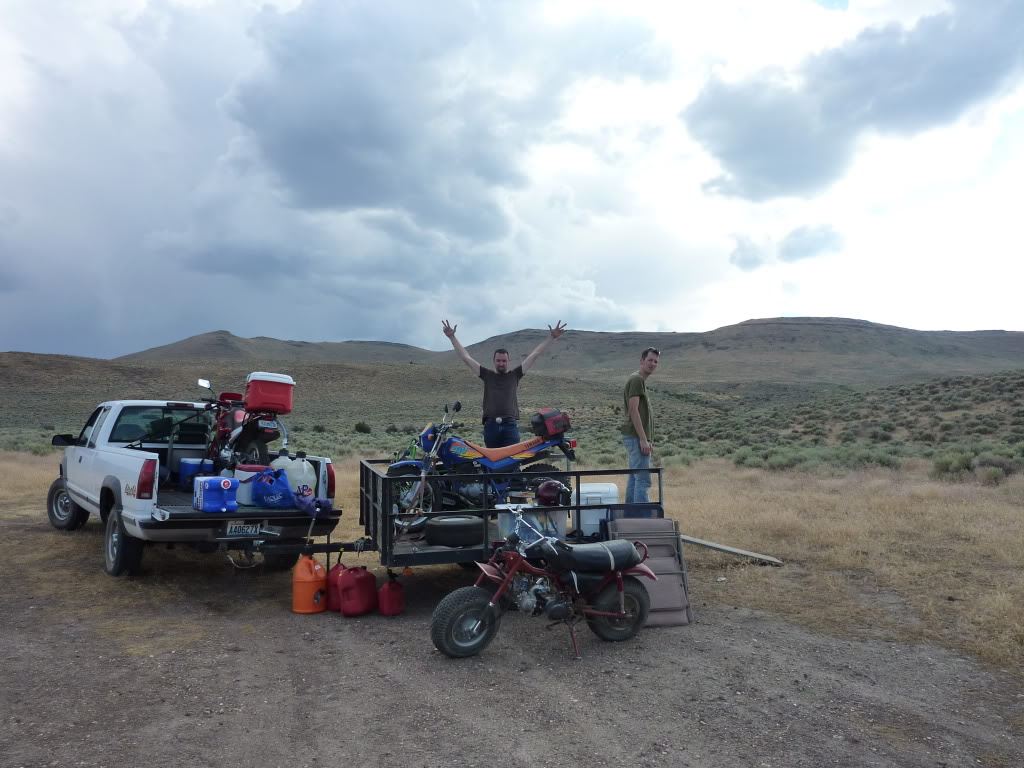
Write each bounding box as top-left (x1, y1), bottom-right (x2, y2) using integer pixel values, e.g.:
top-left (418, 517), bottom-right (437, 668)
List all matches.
top-left (973, 453), bottom-right (1019, 476)
top-left (931, 451), bottom-right (973, 480)
top-left (354, 421), bottom-right (372, 434)
top-left (312, 424), bottom-right (327, 434)
top-left (977, 467), bottom-right (1006, 486)
top-left (385, 424), bottom-right (399, 434)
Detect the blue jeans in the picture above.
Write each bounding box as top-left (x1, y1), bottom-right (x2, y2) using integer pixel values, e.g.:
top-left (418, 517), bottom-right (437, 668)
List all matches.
top-left (483, 419), bottom-right (520, 448)
top-left (622, 436), bottom-right (651, 504)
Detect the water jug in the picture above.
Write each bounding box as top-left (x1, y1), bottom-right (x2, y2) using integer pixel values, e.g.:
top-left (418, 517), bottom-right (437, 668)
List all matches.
top-left (291, 555), bottom-right (327, 614)
top-left (270, 448), bottom-right (294, 474)
top-left (378, 572), bottom-right (404, 616)
top-left (193, 476), bottom-right (239, 513)
top-left (326, 559), bottom-right (347, 612)
top-left (290, 451), bottom-right (317, 500)
top-left (339, 566), bottom-right (378, 617)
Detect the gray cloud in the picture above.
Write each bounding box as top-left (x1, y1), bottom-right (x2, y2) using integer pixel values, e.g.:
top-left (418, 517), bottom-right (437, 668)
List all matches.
top-left (684, 0), bottom-right (1024, 200)
top-left (778, 225), bottom-right (843, 263)
top-left (729, 236), bottom-right (769, 272)
top-left (227, 0), bottom-right (668, 242)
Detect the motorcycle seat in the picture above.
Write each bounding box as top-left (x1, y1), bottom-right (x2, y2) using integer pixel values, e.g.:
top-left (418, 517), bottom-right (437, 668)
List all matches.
top-left (529, 538), bottom-right (641, 572)
top-left (463, 437), bottom-right (545, 462)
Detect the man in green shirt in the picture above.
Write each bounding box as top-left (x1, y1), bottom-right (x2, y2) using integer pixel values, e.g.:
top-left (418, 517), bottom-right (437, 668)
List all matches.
top-left (620, 347), bottom-right (659, 503)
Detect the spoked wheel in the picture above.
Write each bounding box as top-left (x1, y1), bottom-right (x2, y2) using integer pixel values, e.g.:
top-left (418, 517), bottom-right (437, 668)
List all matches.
top-left (236, 440), bottom-right (269, 466)
top-left (586, 577), bottom-right (650, 642)
top-left (46, 478), bottom-right (89, 531)
top-left (431, 586), bottom-right (502, 658)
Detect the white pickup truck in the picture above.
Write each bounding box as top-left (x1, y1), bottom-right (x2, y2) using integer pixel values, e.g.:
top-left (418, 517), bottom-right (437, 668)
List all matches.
top-left (47, 400), bottom-right (339, 576)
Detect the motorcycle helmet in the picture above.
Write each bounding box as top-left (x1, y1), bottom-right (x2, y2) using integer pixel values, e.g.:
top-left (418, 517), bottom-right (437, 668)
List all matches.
top-left (536, 480), bottom-right (571, 507)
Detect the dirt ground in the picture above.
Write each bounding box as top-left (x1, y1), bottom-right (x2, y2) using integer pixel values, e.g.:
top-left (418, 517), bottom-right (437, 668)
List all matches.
top-left (1, 507), bottom-right (1022, 768)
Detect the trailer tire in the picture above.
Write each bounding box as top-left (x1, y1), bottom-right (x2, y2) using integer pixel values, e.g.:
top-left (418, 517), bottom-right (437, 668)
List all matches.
top-left (425, 515), bottom-right (485, 547)
top-left (262, 540), bottom-right (303, 572)
top-left (47, 478), bottom-right (90, 531)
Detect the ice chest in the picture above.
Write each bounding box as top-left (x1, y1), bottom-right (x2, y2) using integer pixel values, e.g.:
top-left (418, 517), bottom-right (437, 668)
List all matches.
top-left (572, 482), bottom-right (619, 536)
top-left (496, 504), bottom-right (568, 542)
top-left (193, 476), bottom-right (239, 513)
top-left (179, 457), bottom-right (213, 489)
top-left (245, 371), bottom-right (294, 414)
top-left (235, 464), bottom-right (269, 506)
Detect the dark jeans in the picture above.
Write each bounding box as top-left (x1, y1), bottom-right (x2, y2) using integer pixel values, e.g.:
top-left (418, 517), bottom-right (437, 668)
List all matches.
top-left (483, 419), bottom-right (520, 448)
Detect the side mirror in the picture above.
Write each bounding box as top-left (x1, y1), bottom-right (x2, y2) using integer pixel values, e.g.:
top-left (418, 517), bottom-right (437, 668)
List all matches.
top-left (197, 378), bottom-right (211, 390)
top-left (51, 434), bottom-right (76, 447)
top-left (453, 401), bottom-right (462, 412)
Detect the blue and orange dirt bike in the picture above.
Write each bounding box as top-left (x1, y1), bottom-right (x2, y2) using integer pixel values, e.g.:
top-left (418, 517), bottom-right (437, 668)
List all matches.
top-left (386, 400), bottom-right (577, 533)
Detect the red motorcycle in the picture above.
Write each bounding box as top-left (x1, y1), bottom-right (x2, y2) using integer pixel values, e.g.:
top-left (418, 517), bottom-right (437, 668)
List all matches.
top-left (197, 373), bottom-right (293, 469)
top-left (430, 506), bottom-right (656, 659)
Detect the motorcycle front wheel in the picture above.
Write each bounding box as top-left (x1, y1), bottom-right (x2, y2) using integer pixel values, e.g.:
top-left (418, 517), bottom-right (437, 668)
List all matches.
top-left (431, 586), bottom-right (502, 658)
top-left (585, 576), bottom-right (650, 642)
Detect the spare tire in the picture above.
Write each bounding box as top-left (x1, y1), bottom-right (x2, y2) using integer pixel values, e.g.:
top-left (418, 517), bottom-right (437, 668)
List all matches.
top-left (425, 515), bottom-right (485, 547)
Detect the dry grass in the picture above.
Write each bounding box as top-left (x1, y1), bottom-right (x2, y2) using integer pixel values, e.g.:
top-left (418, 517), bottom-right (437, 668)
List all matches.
top-left (3, 450), bottom-right (1022, 672)
top-left (667, 459), bottom-right (1024, 669)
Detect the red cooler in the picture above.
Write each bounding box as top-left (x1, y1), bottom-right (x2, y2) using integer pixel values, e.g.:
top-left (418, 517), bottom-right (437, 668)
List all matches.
top-left (245, 372), bottom-right (295, 414)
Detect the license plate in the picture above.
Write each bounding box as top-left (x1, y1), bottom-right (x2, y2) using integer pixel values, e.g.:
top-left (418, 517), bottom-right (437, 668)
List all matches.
top-left (226, 521), bottom-right (261, 537)
top-left (258, 419), bottom-right (277, 429)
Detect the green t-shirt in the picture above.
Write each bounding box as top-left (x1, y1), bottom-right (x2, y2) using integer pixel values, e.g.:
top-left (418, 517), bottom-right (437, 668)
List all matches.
top-left (620, 372), bottom-right (653, 439)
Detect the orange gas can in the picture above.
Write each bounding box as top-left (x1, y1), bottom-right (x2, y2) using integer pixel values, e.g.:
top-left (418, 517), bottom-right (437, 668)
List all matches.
top-left (292, 554), bottom-right (327, 614)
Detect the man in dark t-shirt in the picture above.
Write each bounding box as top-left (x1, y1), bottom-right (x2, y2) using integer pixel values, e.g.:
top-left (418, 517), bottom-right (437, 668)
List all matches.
top-left (443, 319), bottom-right (567, 447)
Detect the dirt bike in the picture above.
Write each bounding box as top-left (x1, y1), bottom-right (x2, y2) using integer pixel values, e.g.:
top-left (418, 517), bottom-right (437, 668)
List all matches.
top-left (430, 507), bottom-right (656, 659)
top-left (386, 400), bottom-right (576, 536)
top-left (196, 377), bottom-right (288, 469)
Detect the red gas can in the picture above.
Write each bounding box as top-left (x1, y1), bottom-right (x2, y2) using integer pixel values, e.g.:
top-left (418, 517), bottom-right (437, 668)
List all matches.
top-left (339, 566), bottom-right (378, 617)
top-left (378, 572), bottom-right (404, 616)
top-left (326, 560), bottom-right (347, 612)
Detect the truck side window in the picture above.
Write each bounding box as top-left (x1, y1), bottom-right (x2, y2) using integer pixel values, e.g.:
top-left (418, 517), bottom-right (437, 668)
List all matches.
top-left (88, 407), bottom-right (112, 449)
top-left (77, 407), bottom-right (104, 447)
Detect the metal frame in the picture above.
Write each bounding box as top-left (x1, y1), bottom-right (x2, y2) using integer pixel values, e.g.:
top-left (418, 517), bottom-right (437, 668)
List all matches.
top-left (358, 459), bottom-right (664, 568)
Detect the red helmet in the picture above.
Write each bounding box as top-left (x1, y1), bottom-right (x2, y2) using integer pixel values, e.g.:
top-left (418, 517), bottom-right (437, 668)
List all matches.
top-left (536, 480), bottom-right (570, 506)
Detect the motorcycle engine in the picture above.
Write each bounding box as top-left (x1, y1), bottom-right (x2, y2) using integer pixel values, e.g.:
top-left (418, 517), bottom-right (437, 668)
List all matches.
top-left (515, 577), bottom-right (551, 616)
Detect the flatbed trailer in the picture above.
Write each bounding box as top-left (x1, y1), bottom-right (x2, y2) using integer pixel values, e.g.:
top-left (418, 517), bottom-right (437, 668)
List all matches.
top-left (358, 458), bottom-right (664, 568)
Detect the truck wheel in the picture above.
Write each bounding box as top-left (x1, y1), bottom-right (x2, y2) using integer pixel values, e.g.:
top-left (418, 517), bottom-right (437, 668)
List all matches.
top-left (237, 440), bottom-right (269, 466)
top-left (104, 508), bottom-right (144, 576)
top-left (431, 586), bottom-right (502, 658)
top-left (424, 515), bottom-right (484, 547)
top-left (586, 576), bottom-right (650, 642)
top-left (46, 478), bottom-right (90, 531)
top-left (262, 540), bottom-right (302, 572)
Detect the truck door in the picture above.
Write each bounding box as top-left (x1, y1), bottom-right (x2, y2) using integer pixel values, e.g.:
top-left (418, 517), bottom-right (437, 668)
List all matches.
top-left (65, 406), bottom-right (110, 509)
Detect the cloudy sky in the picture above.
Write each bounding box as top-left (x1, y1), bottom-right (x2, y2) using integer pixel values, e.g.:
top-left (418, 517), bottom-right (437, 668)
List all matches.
top-left (2, 0), bottom-right (1023, 358)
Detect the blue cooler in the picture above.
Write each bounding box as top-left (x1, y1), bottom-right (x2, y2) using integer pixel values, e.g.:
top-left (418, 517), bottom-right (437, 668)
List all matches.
top-left (180, 458), bottom-right (203, 490)
top-left (193, 476), bottom-right (239, 513)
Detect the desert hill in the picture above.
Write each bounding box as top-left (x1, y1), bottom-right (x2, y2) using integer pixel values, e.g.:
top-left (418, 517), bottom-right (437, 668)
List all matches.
top-left (114, 318), bottom-right (1024, 388)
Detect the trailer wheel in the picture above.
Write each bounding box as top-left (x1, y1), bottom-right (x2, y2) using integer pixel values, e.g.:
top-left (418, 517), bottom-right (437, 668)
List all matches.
top-left (46, 478), bottom-right (90, 531)
top-left (104, 508), bottom-right (144, 576)
top-left (425, 515), bottom-right (485, 547)
top-left (262, 540), bottom-right (302, 572)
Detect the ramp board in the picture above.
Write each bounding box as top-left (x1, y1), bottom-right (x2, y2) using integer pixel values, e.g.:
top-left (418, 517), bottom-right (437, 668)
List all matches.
top-left (607, 518), bottom-right (693, 627)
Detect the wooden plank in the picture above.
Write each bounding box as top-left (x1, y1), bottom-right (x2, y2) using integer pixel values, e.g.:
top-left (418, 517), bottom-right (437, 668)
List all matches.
top-left (679, 535), bottom-right (783, 566)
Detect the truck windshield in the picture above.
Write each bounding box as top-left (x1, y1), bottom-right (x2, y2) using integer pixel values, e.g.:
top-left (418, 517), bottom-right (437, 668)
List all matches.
top-left (108, 406), bottom-right (210, 445)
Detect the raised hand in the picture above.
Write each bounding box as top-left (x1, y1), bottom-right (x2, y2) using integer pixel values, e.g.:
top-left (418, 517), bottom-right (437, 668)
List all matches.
top-left (442, 319), bottom-right (458, 338)
top-left (548, 320), bottom-right (567, 339)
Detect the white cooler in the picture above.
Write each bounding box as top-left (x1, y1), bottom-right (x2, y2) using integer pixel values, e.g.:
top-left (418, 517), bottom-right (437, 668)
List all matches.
top-left (572, 482), bottom-right (620, 536)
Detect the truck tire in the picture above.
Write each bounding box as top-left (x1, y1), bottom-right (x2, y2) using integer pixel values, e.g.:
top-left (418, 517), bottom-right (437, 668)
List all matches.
top-left (104, 508), bottom-right (144, 576)
top-left (47, 478), bottom-right (90, 531)
top-left (424, 515), bottom-right (485, 547)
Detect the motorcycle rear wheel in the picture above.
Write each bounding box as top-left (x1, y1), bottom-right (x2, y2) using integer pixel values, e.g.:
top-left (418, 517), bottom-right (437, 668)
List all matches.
top-left (585, 577), bottom-right (650, 642)
top-left (236, 439), bottom-right (269, 466)
top-left (431, 586), bottom-right (502, 658)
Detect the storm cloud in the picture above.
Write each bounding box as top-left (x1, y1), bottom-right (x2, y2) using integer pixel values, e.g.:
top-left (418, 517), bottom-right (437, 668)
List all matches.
top-left (683, 0), bottom-right (1024, 200)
